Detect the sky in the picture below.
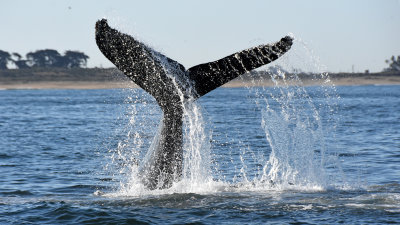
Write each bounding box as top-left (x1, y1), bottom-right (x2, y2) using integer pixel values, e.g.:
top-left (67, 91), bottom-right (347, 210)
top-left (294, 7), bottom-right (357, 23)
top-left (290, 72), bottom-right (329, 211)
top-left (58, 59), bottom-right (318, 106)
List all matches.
top-left (1, 0), bottom-right (399, 73)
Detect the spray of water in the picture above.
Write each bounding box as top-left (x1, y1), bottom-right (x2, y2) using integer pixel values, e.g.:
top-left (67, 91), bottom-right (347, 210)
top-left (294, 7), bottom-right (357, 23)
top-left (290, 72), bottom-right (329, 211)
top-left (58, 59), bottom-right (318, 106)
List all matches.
top-left (103, 35), bottom-right (346, 197)
top-left (235, 37), bottom-right (346, 191)
top-left (259, 83), bottom-right (328, 189)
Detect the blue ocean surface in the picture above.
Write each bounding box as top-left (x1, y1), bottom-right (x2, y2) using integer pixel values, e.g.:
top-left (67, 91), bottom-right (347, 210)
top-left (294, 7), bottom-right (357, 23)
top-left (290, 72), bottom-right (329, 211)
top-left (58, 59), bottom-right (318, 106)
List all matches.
top-left (0, 85), bottom-right (399, 224)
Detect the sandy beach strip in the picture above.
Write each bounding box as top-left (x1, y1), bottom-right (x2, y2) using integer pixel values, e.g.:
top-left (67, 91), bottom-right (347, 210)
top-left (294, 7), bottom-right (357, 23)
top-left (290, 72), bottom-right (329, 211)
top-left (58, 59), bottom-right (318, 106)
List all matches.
top-left (225, 75), bottom-right (400, 87)
top-left (1, 75), bottom-right (399, 90)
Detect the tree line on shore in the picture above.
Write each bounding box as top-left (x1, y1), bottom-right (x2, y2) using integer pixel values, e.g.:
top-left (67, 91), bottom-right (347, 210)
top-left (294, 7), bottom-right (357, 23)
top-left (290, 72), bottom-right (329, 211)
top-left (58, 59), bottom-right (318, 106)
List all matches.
top-left (1, 48), bottom-right (399, 73)
top-left (384, 55), bottom-right (400, 72)
top-left (0, 49), bottom-right (89, 69)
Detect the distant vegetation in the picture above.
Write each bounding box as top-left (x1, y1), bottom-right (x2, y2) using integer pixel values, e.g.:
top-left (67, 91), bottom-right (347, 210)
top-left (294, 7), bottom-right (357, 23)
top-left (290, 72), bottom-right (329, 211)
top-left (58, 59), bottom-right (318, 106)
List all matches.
top-left (0, 48), bottom-right (399, 75)
top-left (384, 55), bottom-right (400, 72)
top-left (0, 49), bottom-right (89, 69)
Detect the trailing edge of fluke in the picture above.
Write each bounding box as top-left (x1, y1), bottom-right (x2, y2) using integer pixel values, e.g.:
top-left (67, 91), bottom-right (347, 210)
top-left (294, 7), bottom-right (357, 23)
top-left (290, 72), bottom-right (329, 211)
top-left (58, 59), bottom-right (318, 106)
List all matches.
top-left (95, 18), bottom-right (293, 190)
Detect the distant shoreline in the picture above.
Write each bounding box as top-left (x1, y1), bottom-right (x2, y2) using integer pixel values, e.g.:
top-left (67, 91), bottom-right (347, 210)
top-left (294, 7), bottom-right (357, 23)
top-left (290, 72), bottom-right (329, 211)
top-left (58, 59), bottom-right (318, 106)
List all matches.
top-left (1, 68), bottom-right (399, 90)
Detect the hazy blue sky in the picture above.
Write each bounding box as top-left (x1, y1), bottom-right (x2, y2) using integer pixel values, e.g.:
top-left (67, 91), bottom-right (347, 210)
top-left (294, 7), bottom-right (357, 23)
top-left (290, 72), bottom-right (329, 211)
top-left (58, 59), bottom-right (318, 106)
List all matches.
top-left (1, 0), bottom-right (399, 72)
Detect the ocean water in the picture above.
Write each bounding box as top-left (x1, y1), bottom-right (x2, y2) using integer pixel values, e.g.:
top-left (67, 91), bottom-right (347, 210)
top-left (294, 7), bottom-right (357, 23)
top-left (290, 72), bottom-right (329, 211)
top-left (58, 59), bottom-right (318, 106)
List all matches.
top-left (0, 85), bottom-right (399, 224)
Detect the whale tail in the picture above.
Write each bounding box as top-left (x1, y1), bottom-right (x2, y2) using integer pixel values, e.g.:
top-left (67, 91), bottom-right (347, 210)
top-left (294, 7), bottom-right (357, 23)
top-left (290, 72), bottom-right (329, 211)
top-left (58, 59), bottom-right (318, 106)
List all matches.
top-left (95, 19), bottom-right (293, 102)
top-left (95, 19), bottom-right (293, 189)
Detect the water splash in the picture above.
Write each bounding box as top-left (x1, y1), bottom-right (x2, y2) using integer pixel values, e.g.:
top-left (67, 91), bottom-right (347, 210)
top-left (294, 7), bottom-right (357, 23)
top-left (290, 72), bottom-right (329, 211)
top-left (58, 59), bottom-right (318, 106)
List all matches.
top-left (103, 35), bottom-right (346, 197)
top-left (235, 37), bottom-right (345, 191)
top-left (181, 100), bottom-right (213, 190)
top-left (104, 88), bottom-right (159, 192)
top-left (259, 84), bottom-right (328, 189)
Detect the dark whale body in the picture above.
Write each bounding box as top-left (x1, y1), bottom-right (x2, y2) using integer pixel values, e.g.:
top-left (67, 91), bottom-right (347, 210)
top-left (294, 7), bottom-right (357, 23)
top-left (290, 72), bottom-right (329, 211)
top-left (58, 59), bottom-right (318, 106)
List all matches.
top-left (95, 19), bottom-right (293, 189)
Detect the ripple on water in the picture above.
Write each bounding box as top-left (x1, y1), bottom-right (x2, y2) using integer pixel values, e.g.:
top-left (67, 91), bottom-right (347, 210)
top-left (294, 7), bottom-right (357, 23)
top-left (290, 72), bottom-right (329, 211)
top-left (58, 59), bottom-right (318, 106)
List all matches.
top-left (0, 87), bottom-right (399, 224)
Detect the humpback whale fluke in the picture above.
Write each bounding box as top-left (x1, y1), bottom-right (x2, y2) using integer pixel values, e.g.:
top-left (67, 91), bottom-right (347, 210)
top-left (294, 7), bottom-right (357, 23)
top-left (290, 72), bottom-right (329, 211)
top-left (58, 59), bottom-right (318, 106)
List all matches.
top-left (95, 19), bottom-right (293, 189)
